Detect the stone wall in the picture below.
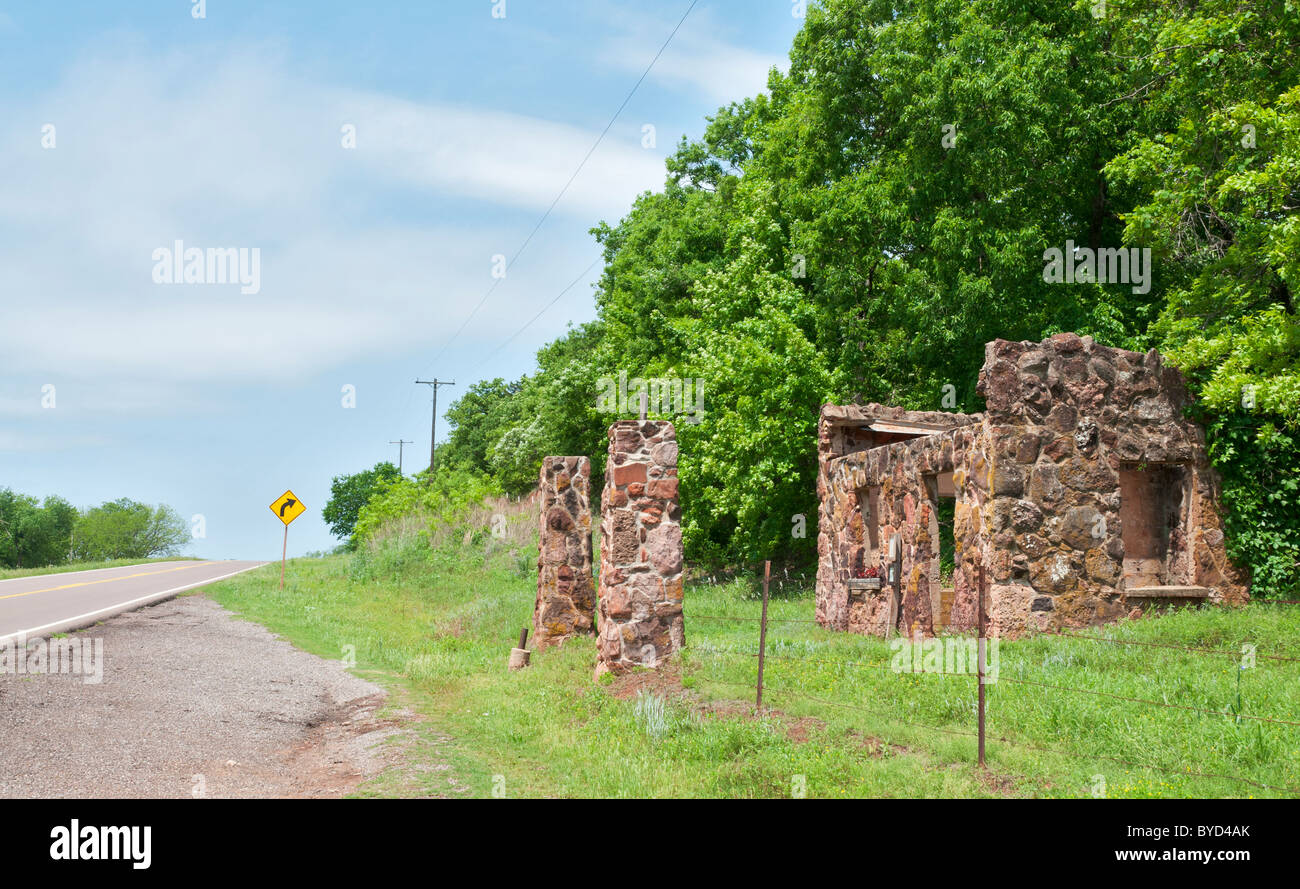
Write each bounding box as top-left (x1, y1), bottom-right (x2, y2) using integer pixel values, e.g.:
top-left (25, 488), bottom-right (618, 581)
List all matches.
top-left (533, 456), bottom-right (595, 649)
top-left (815, 404), bottom-right (979, 632)
top-left (816, 334), bottom-right (1248, 638)
top-left (596, 420), bottom-right (684, 676)
top-left (976, 333), bottom-right (1247, 630)
top-left (823, 422), bottom-right (991, 636)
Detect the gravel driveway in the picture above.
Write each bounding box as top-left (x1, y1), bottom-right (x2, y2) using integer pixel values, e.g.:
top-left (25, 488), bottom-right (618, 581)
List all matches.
top-left (0, 594), bottom-right (404, 798)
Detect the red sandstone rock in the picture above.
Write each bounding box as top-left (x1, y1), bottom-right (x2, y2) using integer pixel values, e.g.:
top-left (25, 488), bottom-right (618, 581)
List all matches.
top-left (647, 478), bottom-right (678, 499)
top-left (611, 462), bottom-right (647, 486)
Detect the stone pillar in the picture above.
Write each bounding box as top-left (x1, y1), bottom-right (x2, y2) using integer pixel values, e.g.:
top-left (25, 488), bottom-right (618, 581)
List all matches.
top-left (596, 421), bottom-right (684, 676)
top-left (533, 457), bottom-right (595, 649)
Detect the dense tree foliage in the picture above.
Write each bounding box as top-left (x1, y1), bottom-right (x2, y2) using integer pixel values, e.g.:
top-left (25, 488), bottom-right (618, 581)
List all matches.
top-left (1, 491), bottom-right (189, 569)
top-left (353, 467), bottom-right (503, 548)
top-left (0, 490), bottom-right (78, 568)
top-left (436, 0), bottom-right (1299, 592)
top-left (322, 461), bottom-right (403, 542)
top-left (68, 499), bottom-right (189, 562)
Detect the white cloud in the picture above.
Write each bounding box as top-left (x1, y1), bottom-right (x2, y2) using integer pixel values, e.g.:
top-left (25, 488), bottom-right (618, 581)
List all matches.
top-left (0, 430), bottom-right (109, 453)
top-left (0, 10), bottom-right (784, 402)
top-left (592, 4), bottom-right (786, 104)
top-left (0, 43), bottom-right (654, 390)
top-left (338, 91), bottom-right (664, 218)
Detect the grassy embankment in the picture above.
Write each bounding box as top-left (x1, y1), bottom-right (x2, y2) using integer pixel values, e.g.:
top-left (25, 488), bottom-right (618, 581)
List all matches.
top-left (0, 556), bottom-right (202, 581)
top-left (203, 498), bottom-right (1300, 798)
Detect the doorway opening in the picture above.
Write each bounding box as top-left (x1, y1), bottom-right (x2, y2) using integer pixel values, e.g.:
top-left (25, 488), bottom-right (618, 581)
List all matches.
top-left (924, 472), bottom-right (957, 626)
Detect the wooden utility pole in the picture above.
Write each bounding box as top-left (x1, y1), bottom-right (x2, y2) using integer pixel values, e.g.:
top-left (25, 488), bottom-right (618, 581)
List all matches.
top-left (414, 379), bottom-right (455, 478)
top-left (389, 439), bottom-right (412, 474)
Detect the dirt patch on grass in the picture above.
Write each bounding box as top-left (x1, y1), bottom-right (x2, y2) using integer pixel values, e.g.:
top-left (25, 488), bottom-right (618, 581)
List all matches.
top-left (846, 728), bottom-right (906, 757)
top-left (609, 659), bottom-right (833, 745)
top-left (435, 617), bottom-right (466, 638)
top-left (974, 767), bottom-right (1022, 797)
top-left (606, 664), bottom-right (686, 701)
top-left (697, 698), bottom-right (754, 719)
top-left (783, 715), bottom-right (825, 744)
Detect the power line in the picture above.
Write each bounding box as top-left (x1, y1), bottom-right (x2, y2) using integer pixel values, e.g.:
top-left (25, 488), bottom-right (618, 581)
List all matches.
top-left (467, 258), bottom-right (600, 374)
top-left (429, 0), bottom-right (701, 369)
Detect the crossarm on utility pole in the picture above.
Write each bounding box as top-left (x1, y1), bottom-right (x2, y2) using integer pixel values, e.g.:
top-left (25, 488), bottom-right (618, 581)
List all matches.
top-left (414, 379), bottom-right (455, 478)
top-left (389, 439), bottom-right (412, 475)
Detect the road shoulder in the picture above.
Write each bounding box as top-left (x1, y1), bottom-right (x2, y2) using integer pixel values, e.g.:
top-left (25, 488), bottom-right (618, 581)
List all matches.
top-left (0, 594), bottom-right (457, 798)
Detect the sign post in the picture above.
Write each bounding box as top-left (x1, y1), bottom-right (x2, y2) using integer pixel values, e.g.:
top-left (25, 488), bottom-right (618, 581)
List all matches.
top-left (268, 490), bottom-right (306, 590)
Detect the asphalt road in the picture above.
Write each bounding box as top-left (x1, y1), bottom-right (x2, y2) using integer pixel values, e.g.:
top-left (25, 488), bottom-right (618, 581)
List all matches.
top-left (0, 560), bottom-right (264, 644)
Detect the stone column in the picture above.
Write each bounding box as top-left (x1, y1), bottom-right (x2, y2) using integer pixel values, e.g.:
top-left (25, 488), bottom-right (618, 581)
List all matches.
top-left (533, 457), bottom-right (595, 649)
top-left (596, 421), bottom-right (684, 676)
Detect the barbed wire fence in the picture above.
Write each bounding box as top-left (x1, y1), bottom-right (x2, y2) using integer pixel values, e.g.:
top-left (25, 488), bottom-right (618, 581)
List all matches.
top-left (682, 561), bottom-right (1300, 798)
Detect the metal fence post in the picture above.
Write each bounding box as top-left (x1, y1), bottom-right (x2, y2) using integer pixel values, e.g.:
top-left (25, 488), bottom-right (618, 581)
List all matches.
top-left (977, 563), bottom-right (987, 769)
top-left (757, 560), bottom-right (771, 711)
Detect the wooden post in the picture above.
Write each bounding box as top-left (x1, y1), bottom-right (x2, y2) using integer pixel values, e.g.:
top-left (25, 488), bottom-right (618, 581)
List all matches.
top-left (977, 562), bottom-right (987, 769)
top-left (518, 627), bottom-right (529, 651)
top-left (280, 525), bottom-right (288, 591)
top-left (887, 533), bottom-right (902, 637)
top-left (756, 560), bottom-right (771, 711)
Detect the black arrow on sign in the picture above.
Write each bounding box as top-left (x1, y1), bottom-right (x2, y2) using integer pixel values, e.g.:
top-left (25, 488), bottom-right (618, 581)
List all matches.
top-left (279, 498), bottom-right (297, 517)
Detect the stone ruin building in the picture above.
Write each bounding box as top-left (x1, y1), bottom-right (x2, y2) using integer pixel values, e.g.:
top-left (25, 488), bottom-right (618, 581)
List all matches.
top-left (816, 333), bottom-right (1249, 638)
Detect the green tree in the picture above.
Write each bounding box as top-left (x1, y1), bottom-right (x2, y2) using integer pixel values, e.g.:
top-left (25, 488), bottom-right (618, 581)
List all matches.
top-left (569, 0), bottom-right (1152, 563)
top-left (1100, 0), bottom-right (1300, 595)
top-left (69, 499), bottom-right (189, 561)
top-left (0, 489), bottom-right (38, 567)
top-left (439, 378), bottom-right (523, 475)
top-left (322, 462), bottom-right (402, 542)
top-left (0, 490), bottom-right (78, 568)
top-left (679, 222), bottom-right (842, 564)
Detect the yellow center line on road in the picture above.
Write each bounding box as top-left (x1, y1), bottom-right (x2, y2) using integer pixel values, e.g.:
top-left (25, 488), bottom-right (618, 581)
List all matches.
top-left (0, 562), bottom-right (216, 602)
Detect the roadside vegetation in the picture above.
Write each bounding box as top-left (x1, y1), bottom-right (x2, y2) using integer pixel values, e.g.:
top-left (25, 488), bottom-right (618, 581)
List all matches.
top-left (0, 555), bottom-right (201, 582)
top-left (207, 500), bottom-right (1300, 799)
top-left (0, 490), bottom-right (191, 570)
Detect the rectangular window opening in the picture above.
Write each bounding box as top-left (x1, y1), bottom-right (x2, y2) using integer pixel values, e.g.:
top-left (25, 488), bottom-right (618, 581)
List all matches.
top-left (1119, 463), bottom-right (1191, 589)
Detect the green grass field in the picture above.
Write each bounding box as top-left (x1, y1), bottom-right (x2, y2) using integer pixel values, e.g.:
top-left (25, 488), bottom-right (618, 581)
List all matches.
top-left (0, 555), bottom-right (201, 581)
top-left (202, 532), bottom-right (1300, 798)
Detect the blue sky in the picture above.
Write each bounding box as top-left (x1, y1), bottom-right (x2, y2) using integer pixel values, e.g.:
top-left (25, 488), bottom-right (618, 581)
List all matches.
top-left (0, 1), bottom-right (804, 559)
